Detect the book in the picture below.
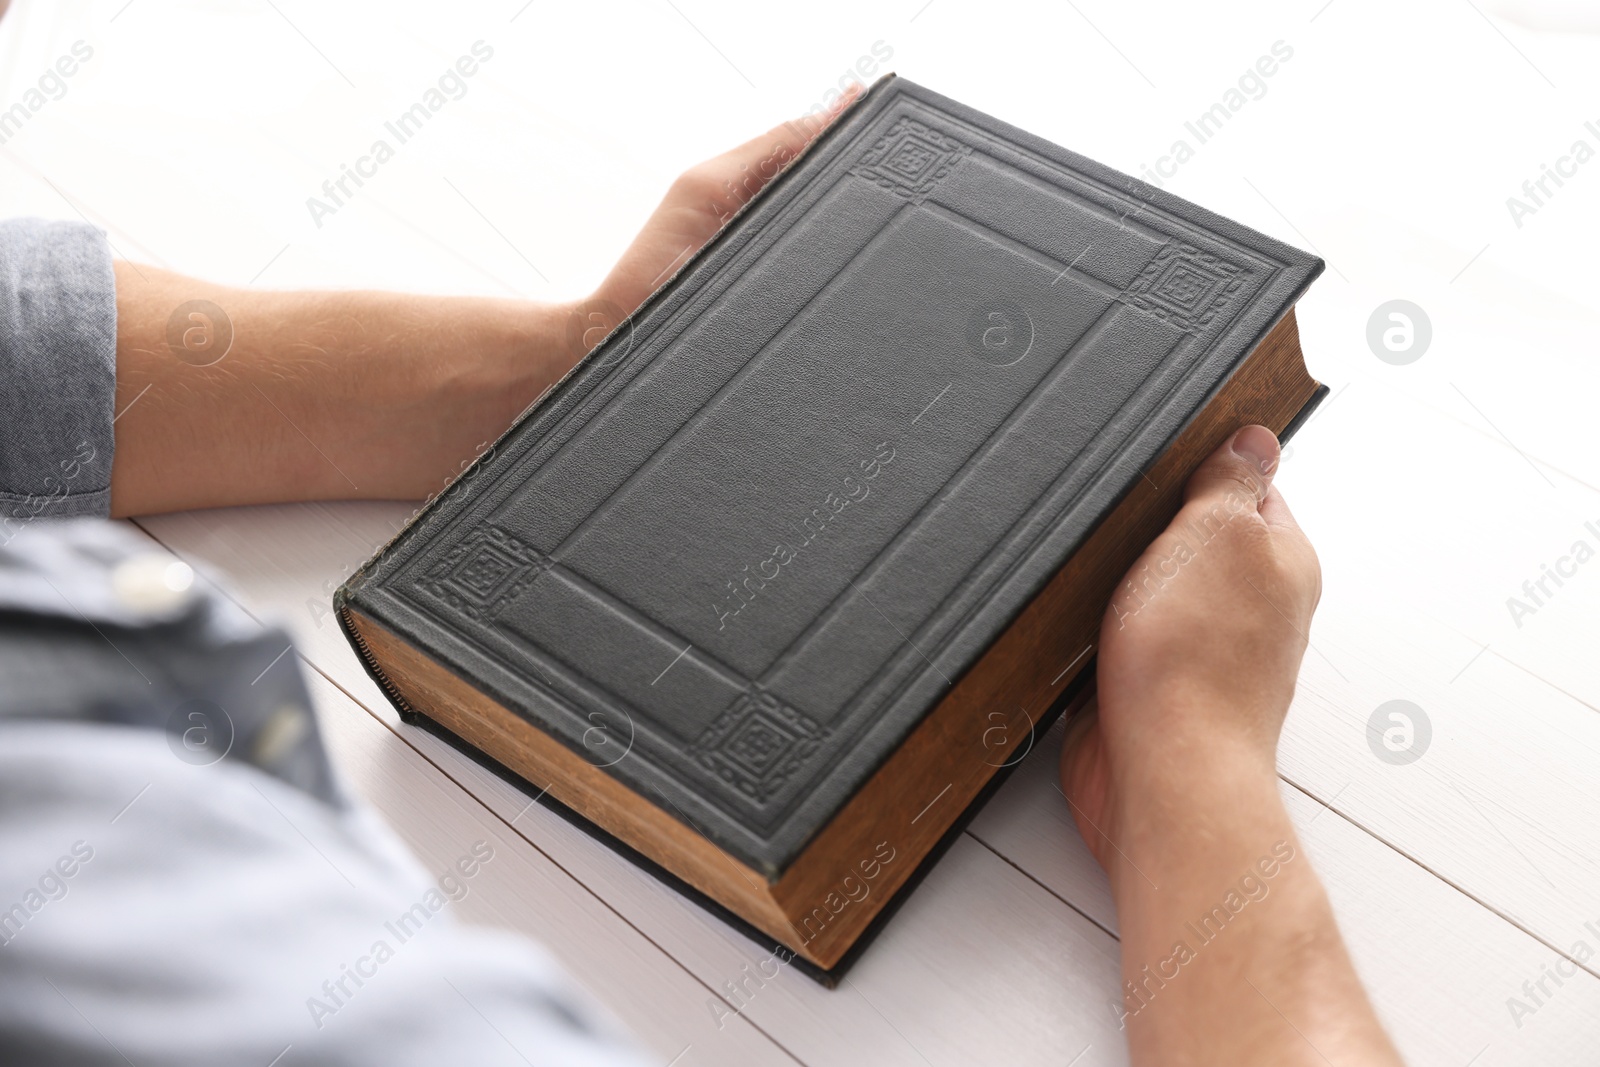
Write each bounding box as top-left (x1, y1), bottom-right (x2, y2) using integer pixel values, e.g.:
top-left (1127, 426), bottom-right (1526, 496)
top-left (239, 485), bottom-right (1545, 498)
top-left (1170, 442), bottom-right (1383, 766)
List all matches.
top-left (337, 73), bottom-right (1324, 981)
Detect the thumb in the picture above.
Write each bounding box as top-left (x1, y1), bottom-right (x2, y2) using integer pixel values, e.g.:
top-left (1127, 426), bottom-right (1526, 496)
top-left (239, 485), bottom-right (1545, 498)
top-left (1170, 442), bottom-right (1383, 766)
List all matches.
top-left (1183, 424), bottom-right (1280, 512)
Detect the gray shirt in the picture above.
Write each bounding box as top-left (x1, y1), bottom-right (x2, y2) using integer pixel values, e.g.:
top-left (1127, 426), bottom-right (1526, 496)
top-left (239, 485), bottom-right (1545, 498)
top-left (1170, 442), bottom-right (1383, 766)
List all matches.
top-left (0, 219), bottom-right (648, 1066)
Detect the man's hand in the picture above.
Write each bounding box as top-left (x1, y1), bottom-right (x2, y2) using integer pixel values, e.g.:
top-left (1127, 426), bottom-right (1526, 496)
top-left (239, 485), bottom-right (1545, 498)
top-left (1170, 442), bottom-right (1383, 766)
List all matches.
top-left (1061, 426), bottom-right (1403, 1067)
top-left (1061, 424), bottom-right (1319, 865)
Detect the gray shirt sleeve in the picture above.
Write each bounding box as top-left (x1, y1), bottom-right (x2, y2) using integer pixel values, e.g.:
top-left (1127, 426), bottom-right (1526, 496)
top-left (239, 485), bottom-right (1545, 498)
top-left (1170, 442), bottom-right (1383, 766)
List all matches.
top-left (0, 218), bottom-right (116, 521)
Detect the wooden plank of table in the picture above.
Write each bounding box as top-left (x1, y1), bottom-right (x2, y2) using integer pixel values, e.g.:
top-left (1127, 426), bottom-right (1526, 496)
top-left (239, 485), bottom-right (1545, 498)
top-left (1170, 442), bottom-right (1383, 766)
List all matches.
top-left (1272, 380), bottom-right (1600, 952)
top-left (971, 720), bottom-right (1600, 1066)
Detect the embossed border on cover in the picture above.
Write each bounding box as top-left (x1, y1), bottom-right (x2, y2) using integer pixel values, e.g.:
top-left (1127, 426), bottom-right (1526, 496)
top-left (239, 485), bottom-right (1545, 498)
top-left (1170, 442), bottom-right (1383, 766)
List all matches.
top-left (1118, 241), bottom-right (1247, 333)
top-left (691, 685), bottom-right (830, 803)
top-left (414, 525), bottom-right (551, 621)
top-left (849, 116), bottom-right (971, 202)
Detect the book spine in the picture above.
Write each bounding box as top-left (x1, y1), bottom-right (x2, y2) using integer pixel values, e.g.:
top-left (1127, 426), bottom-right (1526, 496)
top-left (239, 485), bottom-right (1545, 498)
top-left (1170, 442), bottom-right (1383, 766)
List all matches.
top-left (337, 606), bottom-right (418, 719)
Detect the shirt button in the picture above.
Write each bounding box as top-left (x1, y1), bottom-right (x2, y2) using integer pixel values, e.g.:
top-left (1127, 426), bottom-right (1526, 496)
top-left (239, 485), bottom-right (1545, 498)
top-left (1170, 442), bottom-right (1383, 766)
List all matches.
top-left (112, 554), bottom-right (196, 616)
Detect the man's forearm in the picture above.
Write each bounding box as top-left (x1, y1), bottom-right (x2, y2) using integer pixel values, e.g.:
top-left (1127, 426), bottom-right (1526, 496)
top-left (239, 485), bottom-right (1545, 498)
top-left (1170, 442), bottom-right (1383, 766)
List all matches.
top-left (109, 262), bottom-right (576, 516)
top-left (1109, 727), bottom-right (1403, 1066)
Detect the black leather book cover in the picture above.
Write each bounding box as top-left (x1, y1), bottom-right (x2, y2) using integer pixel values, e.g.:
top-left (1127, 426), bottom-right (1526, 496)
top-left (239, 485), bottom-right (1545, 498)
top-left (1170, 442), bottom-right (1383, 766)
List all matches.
top-left (338, 75), bottom-right (1322, 878)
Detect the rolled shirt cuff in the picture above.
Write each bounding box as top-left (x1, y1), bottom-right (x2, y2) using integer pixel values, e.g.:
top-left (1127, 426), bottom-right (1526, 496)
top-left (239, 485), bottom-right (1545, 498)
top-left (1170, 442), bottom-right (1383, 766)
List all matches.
top-left (0, 218), bottom-right (116, 521)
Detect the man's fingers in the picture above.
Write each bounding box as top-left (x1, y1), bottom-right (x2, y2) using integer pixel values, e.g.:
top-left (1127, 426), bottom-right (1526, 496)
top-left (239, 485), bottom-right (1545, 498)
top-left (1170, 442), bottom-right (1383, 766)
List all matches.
top-left (596, 89), bottom-right (863, 319)
top-left (719, 83), bottom-right (858, 173)
top-left (678, 86), bottom-right (860, 215)
top-left (1183, 424), bottom-right (1279, 511)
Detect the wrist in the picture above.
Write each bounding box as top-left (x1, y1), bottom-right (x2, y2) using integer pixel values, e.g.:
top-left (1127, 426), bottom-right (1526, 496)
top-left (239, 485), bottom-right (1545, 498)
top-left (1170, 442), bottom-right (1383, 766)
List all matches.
top-left (317, 293), bottom-right (578, 502)
top-left (442, 297), bottom-right (576, 410)
top-left (1103, 732), bottom-right (1287, 896)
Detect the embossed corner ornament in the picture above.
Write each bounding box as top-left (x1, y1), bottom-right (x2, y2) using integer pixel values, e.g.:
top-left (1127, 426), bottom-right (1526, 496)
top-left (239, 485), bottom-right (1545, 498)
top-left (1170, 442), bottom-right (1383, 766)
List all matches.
top-left (1119, 241), bottom-right (1249, 333)
top-left (851, 117), bottom-right (969, 201)
top-left (415, 524), bottom-right (551, 620)
top-left (692, 686), bottom-right (829, 804)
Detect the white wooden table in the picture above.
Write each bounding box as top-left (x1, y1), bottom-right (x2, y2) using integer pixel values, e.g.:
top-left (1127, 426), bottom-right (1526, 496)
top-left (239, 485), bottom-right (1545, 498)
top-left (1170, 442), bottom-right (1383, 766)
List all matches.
top-left (5, 1), bottom-right (1599, 1063)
